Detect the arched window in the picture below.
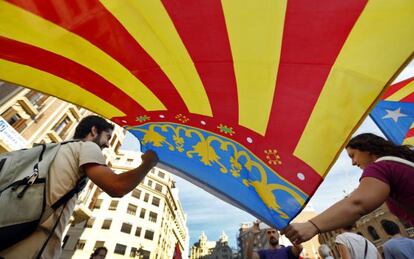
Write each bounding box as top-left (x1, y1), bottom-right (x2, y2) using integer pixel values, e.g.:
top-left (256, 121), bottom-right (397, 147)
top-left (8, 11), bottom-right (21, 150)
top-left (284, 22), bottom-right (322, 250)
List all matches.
top-left (368, 226), bottom-right (380, 240)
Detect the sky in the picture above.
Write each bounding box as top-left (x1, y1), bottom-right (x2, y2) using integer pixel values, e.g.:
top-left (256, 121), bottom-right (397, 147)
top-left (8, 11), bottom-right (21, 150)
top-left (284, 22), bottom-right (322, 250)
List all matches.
top-left (121, 60), bottom-right (414, 249)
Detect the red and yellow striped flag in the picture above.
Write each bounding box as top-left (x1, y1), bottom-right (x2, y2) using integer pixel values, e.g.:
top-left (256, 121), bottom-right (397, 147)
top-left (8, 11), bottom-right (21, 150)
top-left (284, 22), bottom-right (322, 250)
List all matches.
top-left (1, 0), bottom-right (413, 227)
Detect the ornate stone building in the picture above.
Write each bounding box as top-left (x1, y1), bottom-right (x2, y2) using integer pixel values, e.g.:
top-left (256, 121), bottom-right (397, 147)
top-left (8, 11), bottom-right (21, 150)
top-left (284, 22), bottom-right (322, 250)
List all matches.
top-left (190, 232), bottom-right (233, 259)
top-left (318, 203), bottom-right (414, 258)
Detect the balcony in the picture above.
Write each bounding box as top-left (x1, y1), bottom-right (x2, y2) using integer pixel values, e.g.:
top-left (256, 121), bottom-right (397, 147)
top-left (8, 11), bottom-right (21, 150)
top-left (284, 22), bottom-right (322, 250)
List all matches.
top-left (71, 203), bottom-right (92, 224)
top-left (47, 130), bottom-right (62, 143)
top-left (18, 97), bottom-right (38, 117)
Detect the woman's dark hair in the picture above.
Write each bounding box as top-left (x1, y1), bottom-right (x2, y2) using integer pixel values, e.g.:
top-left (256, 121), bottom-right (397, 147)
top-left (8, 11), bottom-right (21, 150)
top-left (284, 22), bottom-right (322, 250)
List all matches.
top-left (74, 115), bottom-right (114, 139)
top-left (90, 246), bottom-right (107, 258)
top-left (381, 219), bottom-right (400, 236)
top-left (346, 133), bottom-right (414, 162)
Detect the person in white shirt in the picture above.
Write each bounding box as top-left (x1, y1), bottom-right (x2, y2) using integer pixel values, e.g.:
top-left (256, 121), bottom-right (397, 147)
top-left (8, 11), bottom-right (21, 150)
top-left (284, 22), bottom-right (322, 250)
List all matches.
top-left (335, 224), bottom-right (381, 259)
top-left (318, 244), bottom-right (334, 259)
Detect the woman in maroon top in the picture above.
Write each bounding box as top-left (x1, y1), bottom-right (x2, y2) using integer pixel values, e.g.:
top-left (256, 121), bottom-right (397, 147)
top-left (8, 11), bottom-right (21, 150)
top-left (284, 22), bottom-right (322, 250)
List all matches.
top-left (282, 133), bottom-right (414, 244)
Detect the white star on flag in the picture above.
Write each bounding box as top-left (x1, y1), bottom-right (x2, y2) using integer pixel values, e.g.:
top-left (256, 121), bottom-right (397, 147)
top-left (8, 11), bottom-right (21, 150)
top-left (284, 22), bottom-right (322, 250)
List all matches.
top-left (382, 108), bottom-right (407, 122)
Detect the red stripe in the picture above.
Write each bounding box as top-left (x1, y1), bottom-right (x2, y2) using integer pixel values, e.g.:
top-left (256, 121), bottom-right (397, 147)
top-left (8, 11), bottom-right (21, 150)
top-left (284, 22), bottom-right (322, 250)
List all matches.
top-left (404, 127), bottom-right (414, 138)
top-left (9, 0), bottom-right (189, 113)
top-left (0, 36), bottom-right (144, 116)
top-left (162, 0), bottom-right (238, 124)
top-left (383, 76), bottom-right (414, 100)
top-left (264, 0), bottom-right (368, 192)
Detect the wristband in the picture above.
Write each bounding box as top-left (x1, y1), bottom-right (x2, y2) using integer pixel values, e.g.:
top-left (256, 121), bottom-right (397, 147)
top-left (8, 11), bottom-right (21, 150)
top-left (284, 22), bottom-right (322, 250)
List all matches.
top-left (308, 219), bottom-right (321, 233)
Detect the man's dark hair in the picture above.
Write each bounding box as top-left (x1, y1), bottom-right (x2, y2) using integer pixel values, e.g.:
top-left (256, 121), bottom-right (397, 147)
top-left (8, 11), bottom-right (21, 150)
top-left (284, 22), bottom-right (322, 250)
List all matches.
top-left (74, 115), bottom-right (114, 139)
top-left (346, 133), bottom-right (414, 162)
top-left (381, 219), bottom-right (401, 236)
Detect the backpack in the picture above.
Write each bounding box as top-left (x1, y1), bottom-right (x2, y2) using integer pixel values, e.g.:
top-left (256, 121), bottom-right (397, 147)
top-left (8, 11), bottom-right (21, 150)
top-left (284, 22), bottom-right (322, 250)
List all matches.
top-left (0, 141), bottom-right (86, 252)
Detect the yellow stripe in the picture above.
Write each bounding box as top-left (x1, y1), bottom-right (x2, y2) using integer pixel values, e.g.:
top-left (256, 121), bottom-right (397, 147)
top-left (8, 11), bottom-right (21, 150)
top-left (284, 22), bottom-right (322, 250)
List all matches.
top-left (0, 1), bottom-right (165, 111)
top-left (294, 0), bottom-right (414, 176)
top-left (101, 0), bottom-right (212, 116)
top-left (221, 0), bottom-right (286, 135)
top-left (403, 136), bottom-right (414, 145)
top-left (386, 80), bottom-right (414, 101)
top-left (0, 59), bottom-right (124, 118)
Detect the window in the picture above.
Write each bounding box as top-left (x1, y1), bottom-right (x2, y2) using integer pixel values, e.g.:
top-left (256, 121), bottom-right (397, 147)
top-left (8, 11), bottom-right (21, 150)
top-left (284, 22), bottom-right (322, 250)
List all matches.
top-left (147, 179), bottom-right (153, 187)
top-left (368, 226), bottom-right (380, 240)
top-left (94, 199), bottom-right (103, 209)
top-left (154, 183), bottom-right (163, 192)
top-left (109, 200), bottom-right (119, 210)
top-left (135, 227), bottom-right (142, 237)
top-left (76, 239), bottom-right (86, 250)
top-left (144, 193), bottom-right (150, 202)
top-left (149, 212), bottom-right (157, 223)
top-left (132, 189), bottom-right (141, 199)
top-left (121, 223), bottom-right (132, 234)
top-left (141, 250), bottom-right (151, 259)
top-left (114, 244), bottom-right (127, 255)
top-left (53, 116), bottom-right (72, 138)
top-left (126, 158), bottom-right (133, 164)
top-left (158, 171), bottom-right (165, 178)
top-left (130, 247), bottom-right (138, 257)
top-left (126, 204), bottom-right (137, 215)
top-left (25, 91), bottom-right (48, 109)
top-left (1, 107), bottom-right (26, 132)
top-left (140, 208), bottom-right (146, 219)
top-left (86, 218), bottom-right (95, 228)
top-left (94, 241), bottom-right (105, 249)
top-left (101, 219), bottom-right (112, 229)
top-left (144, 230), bottom-right (154, 240)
top-left (152, 197), bottom-right (160, 207)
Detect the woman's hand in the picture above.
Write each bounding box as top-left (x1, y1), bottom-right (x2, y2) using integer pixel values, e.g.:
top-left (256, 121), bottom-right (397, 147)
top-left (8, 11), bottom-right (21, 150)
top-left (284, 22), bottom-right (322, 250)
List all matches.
top-left (281, 221), bottom-right (319, 244)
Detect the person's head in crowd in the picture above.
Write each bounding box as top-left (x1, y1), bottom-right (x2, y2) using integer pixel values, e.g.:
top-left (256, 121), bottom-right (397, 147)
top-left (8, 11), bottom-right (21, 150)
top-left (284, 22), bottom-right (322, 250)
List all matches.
top-left (318, 244), bottom-right (333, 258)
top-left (74, 115), bottom-right (114, 149)
top-left (265, 228), bottom-right (280, 248)
top-left (346, 133), bottom-right (414, 169)
top-left (381, 219), bottom-right (401, 236)
top-left (90, 246), bottom-right (107, 259)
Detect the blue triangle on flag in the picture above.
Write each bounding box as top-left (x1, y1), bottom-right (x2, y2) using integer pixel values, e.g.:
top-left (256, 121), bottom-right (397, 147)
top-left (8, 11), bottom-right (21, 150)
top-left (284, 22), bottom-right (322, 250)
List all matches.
top-left (370, 100), bottom-right (414, 144)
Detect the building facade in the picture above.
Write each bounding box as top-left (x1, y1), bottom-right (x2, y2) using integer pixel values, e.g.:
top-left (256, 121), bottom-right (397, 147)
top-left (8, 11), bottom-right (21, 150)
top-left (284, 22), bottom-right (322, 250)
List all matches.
top-left (208, 232), bottom-right (234, 259)
top-left (318, 203), bottom-right (414, 258)
top-left (60, 149), bottom-right (189, 259)
top-left (190, 231), bottom-right (235, 259)
top-left (190, 232), bottom-right (216, 259)
top-left (0, 82), bottom-right (92, 152)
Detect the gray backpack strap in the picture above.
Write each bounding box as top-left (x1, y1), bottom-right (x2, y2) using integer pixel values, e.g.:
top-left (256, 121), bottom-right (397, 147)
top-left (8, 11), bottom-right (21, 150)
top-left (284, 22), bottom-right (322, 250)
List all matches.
top-left (37, 176), bottom-right (87, 258)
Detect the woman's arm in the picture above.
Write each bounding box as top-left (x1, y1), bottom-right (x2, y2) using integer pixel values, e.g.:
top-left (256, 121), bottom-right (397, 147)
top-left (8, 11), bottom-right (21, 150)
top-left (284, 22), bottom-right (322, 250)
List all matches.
top-left (282, 177), bottom-right (390, 243)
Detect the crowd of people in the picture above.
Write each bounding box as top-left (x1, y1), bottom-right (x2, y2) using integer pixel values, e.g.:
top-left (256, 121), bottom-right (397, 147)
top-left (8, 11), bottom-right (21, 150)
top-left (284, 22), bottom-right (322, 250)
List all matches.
top-left (0, 114), bottom-right (413, 259)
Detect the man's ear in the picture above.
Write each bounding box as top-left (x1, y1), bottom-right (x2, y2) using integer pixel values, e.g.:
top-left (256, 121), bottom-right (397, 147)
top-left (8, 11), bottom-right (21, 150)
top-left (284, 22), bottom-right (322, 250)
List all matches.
top-left (91, 126), bottom-right (98, 137)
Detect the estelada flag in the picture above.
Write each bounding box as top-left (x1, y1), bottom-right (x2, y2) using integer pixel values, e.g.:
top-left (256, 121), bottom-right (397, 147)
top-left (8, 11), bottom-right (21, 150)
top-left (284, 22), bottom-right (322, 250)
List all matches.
top-left (0, 0), bottom-right (413, 228)
top-left (371, 77), bottom-right (414, 145)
